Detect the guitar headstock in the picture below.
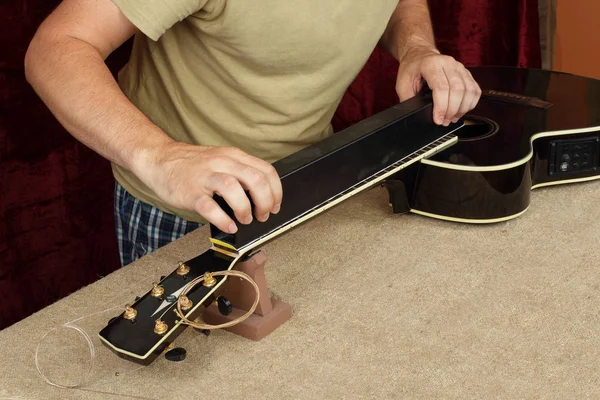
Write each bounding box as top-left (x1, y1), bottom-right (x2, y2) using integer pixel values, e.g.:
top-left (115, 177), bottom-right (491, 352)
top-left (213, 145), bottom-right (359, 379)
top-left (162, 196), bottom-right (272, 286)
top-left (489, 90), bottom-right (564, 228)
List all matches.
top-left (98, 249), bottom-right (236, 365)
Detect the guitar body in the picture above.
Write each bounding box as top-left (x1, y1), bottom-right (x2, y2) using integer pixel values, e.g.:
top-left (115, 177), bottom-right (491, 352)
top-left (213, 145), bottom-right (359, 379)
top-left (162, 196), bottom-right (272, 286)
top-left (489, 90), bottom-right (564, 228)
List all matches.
top-left (387, 67), bottom-right (600, 223)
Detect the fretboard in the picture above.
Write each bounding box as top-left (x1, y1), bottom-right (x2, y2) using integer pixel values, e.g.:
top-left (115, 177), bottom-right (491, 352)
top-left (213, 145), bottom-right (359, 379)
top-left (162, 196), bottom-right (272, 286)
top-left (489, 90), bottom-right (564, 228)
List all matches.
top-left (210, 97), bottom-right (462, 251)
top-left (237, 133), bottom-right (457, 252)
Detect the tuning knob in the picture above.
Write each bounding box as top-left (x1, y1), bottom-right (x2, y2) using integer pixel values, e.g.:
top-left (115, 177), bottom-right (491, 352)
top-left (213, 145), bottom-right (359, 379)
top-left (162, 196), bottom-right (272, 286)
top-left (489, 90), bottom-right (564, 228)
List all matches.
top-left (179, 295), bottom-right (193, 311)
top-left (176, 261), bottom-right (190, 276)
top-left (123, 305), bottom-right (137, 320)
top-left (203, 272), bottom-right (217, 287)
top-left (151, 282), bottom-right (164, 297)
top-left (154, 319), bottom-right (168, 335)
top-left (216, 296), bottom-right (233, 316)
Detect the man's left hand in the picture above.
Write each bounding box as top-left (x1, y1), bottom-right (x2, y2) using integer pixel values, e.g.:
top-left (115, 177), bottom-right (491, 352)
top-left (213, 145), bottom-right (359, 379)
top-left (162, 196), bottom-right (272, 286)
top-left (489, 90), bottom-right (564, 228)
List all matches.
top-left (395, 48), bottom-right (482, 126)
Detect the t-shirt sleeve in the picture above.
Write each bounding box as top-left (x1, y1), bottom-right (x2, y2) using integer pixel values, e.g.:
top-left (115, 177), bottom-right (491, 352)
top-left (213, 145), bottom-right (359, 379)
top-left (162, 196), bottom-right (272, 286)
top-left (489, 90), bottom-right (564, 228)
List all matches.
top-left (111, 0), bottom-right (205, 41)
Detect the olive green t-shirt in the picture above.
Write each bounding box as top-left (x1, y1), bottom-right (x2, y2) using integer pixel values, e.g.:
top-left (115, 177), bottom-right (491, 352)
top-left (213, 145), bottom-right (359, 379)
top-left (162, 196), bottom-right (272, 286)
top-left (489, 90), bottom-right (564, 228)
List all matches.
top-left (111, 0), bottom-right (399, 223)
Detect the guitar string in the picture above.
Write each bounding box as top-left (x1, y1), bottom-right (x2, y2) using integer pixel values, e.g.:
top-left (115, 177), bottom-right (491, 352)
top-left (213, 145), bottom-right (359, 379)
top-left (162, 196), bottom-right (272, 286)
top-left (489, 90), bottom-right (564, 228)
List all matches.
top-left (175, 270), bottom-right (260, 330)
top-left (34, 273), bottom-right (156, 393)
top-left (34, 269), bottom-right (259, 395)
top-left (32, 133), bottom-right (453, 395)
top-left (239, 133), bottom-right (455, 253)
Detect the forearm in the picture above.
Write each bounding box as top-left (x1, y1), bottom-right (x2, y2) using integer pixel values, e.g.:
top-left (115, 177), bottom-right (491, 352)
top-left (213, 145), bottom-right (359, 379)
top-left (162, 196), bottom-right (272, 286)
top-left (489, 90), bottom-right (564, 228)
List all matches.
top-left (24, 32), bottom-right (173, 175)
top-left (380, 0), bottom-right (439, 62)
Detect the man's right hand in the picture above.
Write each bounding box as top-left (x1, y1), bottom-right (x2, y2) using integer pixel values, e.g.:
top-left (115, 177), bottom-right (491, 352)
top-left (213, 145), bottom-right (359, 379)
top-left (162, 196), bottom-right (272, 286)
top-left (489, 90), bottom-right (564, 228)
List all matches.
top-left (135, 143), bottom-right (283, 234)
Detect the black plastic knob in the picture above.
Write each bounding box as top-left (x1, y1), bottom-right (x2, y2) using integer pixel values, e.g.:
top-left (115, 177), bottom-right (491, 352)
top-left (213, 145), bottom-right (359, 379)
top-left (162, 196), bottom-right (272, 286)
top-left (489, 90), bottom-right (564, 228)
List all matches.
top-left (165, 347), bottom-right (187, 362)
top-left (217, 296), bottom-right (233, 316)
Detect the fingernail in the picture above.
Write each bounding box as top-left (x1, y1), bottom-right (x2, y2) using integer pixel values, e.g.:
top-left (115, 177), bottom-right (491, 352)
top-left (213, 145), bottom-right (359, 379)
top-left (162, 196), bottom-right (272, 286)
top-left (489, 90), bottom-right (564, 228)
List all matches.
top-left (272, 203), bottom-right (281, 214)
top-left (243, 215), bottom-right (253, 224)
top-left (452, 118), bottom-right (459, 123)
top-left (228, 223), bottom-right (237, 234)
top-left (260, 213), bottom-right (269, 222)
top-left (443, 119), bottom-right (451, 126)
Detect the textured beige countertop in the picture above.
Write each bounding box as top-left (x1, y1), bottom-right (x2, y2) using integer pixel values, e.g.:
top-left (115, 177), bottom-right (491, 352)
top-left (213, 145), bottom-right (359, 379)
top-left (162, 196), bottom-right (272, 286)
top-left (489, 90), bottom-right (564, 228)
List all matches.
top-left (2, 183), bottom-right (600, 400)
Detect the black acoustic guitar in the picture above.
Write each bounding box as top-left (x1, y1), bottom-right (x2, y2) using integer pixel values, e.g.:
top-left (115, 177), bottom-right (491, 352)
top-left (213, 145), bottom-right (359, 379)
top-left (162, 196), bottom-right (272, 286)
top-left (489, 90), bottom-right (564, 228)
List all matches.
top-left (99, 67), bottom-right (600, 365)
top-left (385, 66), bottom-right (600, 223)
top-left (99, 87), bottom-right (461, 365)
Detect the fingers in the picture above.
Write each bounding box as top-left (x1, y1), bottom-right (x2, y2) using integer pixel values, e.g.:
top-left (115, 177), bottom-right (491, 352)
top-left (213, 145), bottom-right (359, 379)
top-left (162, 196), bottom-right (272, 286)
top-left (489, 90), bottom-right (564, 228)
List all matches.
top-left (463, 68), bottom-right (482, 116)
top-left (152, 143), bottom-right (282, 233)
top-left (419, 56), bottom-right (482, 126)
top-left (213, 151), bottom-right (281, 222)
top-left (443, 68), bottom-right (466, 125)
top-left (420, 64), bottom-right (450, 125)
top-left (232, 164), bottom-right (277, 222)
top-left (194, 194), bottom-right (238, 234)
top-left (449, 69), bottom-right (479, 123)
top-left (231, 151), bottom-right (283, 215)
top-left (205, 172), bottom-right (253, 227)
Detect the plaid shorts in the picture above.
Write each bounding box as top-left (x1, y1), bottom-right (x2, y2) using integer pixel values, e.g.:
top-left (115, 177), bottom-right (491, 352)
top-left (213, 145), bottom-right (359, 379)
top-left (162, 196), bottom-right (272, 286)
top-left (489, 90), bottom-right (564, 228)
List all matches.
top-left (114, 181), bottom-right (202, 266)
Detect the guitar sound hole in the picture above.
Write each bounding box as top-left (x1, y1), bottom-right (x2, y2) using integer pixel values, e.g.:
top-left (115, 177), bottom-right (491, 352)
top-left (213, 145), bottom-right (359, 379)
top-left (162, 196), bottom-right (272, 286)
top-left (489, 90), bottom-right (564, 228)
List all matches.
top-left (457, 115), bottom-right (499, 142)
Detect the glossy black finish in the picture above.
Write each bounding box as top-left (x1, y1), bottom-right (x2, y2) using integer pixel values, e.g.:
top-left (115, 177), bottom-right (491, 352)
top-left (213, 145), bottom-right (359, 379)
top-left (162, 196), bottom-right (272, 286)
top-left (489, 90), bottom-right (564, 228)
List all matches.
top-left (211, 92), bottom-right (461, 249)
top-left (165, 347), bottom-right (187, 362)
top-left (412, 160), bottom-right (532, 220)
top-left (217, 296), bottom-right (233, 316)
top-left (387, 67), bottom-right (600, 221)
top-left (99, 249), bottom-right (234, 365)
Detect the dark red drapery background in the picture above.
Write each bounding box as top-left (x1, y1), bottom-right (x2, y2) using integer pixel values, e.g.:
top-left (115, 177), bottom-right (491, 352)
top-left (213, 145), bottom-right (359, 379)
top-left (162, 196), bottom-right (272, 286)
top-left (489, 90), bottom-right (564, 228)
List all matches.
top-left (0, 0), bottom-right (541, 330)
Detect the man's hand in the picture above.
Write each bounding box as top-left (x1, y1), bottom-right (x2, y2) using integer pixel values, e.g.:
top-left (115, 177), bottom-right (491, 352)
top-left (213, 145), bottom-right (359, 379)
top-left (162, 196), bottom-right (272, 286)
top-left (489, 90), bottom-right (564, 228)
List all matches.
top-left (395, 47), bottom-right (482, 126)
top-left (380, 0), bottom-right (482, 126)
top-left (135, 143), bottom-right (282, 234)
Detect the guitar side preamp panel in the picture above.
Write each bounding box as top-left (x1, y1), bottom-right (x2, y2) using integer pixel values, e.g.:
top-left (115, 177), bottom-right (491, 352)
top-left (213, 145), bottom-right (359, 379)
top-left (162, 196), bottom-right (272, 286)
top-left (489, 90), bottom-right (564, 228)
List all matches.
top-left (549, 136), bottom-right (600, 176)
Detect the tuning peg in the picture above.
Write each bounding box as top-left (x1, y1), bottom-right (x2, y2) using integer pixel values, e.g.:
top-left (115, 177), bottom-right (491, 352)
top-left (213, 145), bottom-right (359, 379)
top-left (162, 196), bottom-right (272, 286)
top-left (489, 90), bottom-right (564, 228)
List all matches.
top-left (123, 305), bottom-right (137, 320)
top-left (179, 295), bottom-right (193, 311)
top-left (216, 296), bottom-right (233, 316)
top-left (203, 272), bottom-right (216, 287)
top-left (165, 347), bottom-right (187, 362)
top-left (154, 319), bottom-right (168, 335)
top-left (151, 282), bottom-right (164, 297)
top-left (176, 261), bottom-right (190, 276)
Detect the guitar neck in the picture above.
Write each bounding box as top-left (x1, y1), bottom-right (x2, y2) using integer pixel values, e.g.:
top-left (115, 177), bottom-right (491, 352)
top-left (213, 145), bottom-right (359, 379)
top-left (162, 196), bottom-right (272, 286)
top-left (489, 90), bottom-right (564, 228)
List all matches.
top-left (210, 97), bottom-right (462, 252)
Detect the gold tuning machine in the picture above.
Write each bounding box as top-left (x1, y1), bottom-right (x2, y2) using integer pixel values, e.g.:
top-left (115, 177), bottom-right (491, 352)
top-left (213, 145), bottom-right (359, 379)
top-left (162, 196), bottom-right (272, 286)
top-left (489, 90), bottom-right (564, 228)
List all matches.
top-left (176, 261), bottom-right (190, 276)
top-left (154, 319), bottom-right (168, 335)
top-left (151, 282), bottom-right (165, 297)
top-left (203, 272), bottom-right (217, 287)
top-left (123, 305), bottom-right (137, 320)
top-left (179, 295), bottom-right (193, 311)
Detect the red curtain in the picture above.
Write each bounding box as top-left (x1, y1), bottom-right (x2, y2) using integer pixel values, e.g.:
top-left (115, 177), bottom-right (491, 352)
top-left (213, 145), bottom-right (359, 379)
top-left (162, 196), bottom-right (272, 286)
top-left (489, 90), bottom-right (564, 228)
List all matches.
top-left (0, 0), bottom-right (541, 330)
